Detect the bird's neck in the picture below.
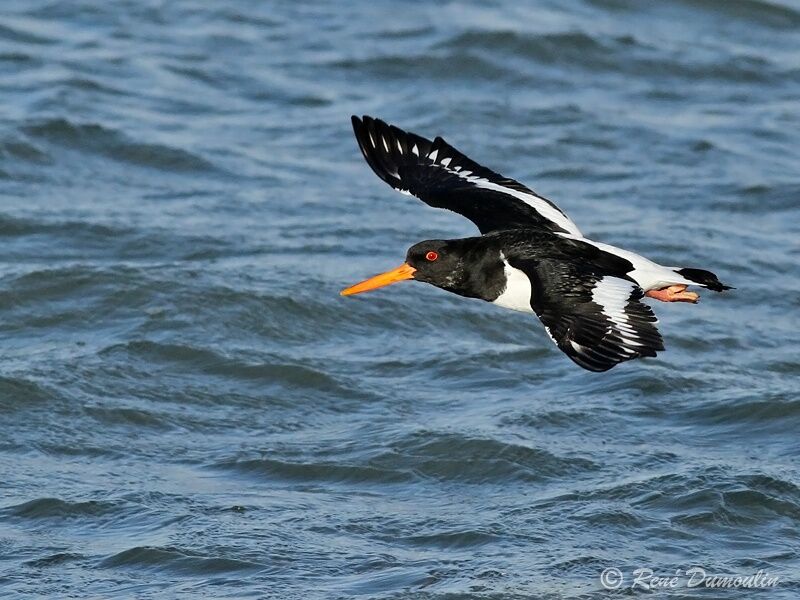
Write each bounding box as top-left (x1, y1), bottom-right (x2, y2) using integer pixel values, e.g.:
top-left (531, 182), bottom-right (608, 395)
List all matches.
top-left (441, 250), bottom-right (507, 302)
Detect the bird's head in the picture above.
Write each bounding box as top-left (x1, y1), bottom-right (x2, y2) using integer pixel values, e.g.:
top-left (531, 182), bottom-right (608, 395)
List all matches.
top-left (341, 239), bottom-right (468, 296)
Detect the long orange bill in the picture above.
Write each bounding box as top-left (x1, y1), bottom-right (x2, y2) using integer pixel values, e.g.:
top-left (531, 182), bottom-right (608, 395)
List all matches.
top-left (340, 263), bottom-right (416, 296)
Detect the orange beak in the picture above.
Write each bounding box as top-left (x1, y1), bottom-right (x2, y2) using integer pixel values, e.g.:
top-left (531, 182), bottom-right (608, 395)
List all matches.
top-left (340, 263), bottom-right (416, 296)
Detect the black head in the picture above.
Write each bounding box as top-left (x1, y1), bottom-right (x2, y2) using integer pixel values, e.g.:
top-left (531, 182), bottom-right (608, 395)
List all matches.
top-left (341, 237), bottom-right (502, 299)
top-left (404, 239), bottom-right (467, 289)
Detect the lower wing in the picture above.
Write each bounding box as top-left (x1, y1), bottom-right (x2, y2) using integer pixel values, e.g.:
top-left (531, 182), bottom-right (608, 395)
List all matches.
top-left (511, 257), bottom-right (664, 371)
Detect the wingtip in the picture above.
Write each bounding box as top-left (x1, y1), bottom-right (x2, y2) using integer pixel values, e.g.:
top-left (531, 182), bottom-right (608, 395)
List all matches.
top-left (351, 115), bottom-right (377, 130)
top-left (351, 115), bottom-right (383, 139)
top-left (351, 115), bottom-right (362, 136)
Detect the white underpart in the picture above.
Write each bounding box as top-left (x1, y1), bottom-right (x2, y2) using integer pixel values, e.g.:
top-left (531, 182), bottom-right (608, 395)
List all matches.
top-left (492, 256), bottom-right (535, 313)
top-left (591, 277), bottom-right (645, 353)
top-left (557, 233), bottom-right (693, 291)
top-left (411, 144), bottom-right (419, 156)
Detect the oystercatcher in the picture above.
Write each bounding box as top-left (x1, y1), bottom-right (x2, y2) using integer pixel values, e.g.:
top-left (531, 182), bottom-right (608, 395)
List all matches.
top-left (341, 116), bottom-right (731, 372)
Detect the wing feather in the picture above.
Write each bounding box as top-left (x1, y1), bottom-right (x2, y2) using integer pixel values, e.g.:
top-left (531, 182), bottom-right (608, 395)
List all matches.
top-left (510, 258), bottom-right (665, 372)
top-left (352, 115), bottom-right (581, 236)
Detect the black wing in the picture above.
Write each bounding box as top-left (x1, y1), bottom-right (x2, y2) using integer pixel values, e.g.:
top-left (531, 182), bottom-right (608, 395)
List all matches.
top-left (351, 115), bottom-right (582, 236)
top-left (511, 258), bottom-right (664, 372)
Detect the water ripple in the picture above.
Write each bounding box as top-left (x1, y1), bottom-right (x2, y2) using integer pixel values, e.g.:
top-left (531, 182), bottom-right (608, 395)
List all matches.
top-left (21, 119), bottom-right (219, 173)
top-left (1, 0), bottom-right (798, 598)
top-left (100, 546), bottom-right (266, 575)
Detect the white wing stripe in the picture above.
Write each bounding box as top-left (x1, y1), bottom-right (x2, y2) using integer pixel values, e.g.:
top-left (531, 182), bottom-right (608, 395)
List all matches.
top-left (591, 277), bottom-right (646, 351)
top-left (442, 167), bottom-right (581, 236)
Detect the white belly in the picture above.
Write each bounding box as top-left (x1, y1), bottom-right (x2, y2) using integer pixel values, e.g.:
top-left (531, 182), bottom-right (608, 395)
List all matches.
top-left (492, 260), bottom-right (534, 313)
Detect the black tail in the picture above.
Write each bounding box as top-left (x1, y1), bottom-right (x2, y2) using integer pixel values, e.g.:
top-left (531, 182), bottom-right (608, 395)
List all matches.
top-left (676, 268), bottom-right (733, 292)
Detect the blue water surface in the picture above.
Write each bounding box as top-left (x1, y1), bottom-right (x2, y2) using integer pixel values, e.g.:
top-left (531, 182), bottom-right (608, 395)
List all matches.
top-left (1, 1), bottom-right (799, 598)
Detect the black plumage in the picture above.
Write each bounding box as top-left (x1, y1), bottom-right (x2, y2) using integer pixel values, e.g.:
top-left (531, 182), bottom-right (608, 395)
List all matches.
top-left (344, 116), bottom-right (731, 372)
top-left (352, 115), bottom-right (578, 235)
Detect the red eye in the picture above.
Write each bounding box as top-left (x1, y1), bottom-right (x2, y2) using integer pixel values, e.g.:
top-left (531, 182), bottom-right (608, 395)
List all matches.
top-left (425, 251), bottom-right (438, 261)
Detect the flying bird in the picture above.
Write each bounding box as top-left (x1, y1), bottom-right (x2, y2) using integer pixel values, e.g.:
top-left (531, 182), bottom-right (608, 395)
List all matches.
top-left (341, 116), bottom-right (731, 372)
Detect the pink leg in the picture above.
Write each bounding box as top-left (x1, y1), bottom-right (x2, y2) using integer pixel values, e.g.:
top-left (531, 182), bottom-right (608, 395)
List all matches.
top-left (645, 284), bottom-right (699, 303)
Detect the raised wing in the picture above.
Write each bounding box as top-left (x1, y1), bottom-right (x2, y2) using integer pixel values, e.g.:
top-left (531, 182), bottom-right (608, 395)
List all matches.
top-left (351, 115), bottom-right (582, 236)
top-left (510, 257), bottom-right (664, 371)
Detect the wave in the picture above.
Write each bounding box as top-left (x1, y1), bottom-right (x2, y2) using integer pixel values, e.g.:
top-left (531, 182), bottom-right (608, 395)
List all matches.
top-left (211, 456), bottom-right (412, 485)
top-left (96, 340), bottom-right (373, 406)
top-left (4, 497), bottom-right (120, 519)
top-left (21, 119), bottom-right (219, 174)
top-left (210, 430), bottom-right (599, 487)
top-left (0, 137), bottom-right (50, 164)
top-left (0, 216), bottom-right (238, 263)
top-left (539, 468), bottom-right (800, 529)
top-left (0, 214), bottom-right (120, 238)
top-left (331, 53), bottom-right (518, 81)
top-left (433, 28), bottom-right (790, 83)
top-left (397, 528), bottom-right (501, 549)
top-left (0, 376), bottom-right (53, 409)
top-left (682, 391), bottom-right (800, 426)
top-left (711, 183), bottom-right (800, 213)
top-left (0, 266), bottom-right (142, 313)
top-left (82, 404), bottom-right (172, 430)
top-left (437, 29), bottom-right (613, 63)
top-left (24, 552), bottom-right (85, 568)
top-left (679, 0), bottom-right (800, 29)
top-left (100, 546), bottom-right (265, 574)
top-left (0, 22), bottom-right (53, 45)
top-left (371, 431), bottom-right (599, 484)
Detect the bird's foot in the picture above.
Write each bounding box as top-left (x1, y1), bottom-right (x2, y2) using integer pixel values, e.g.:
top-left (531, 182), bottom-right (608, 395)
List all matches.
top-left (645, 284), bottom-right (699, 303)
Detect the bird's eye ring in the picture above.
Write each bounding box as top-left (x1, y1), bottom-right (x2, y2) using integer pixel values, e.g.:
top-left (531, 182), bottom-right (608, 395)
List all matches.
top-left (425, 251), bottom-right (438, 261)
